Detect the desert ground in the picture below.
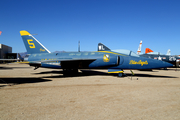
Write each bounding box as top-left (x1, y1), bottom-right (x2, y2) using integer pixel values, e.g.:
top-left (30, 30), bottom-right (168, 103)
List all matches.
top-left (0, 63), bottom-right (180, 120)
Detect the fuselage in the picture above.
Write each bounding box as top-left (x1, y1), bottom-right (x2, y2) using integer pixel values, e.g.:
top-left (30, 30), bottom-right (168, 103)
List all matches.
top-left (27, 51), bottom-right (173, 70)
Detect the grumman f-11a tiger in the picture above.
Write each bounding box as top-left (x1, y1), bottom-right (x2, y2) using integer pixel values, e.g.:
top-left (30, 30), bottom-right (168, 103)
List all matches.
top-left (20, 30), bottom-right (173, 77)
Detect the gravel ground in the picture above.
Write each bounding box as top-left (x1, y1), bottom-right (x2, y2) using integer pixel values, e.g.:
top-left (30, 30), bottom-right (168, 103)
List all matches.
top-left (0, 63), bottom-right (180, 120)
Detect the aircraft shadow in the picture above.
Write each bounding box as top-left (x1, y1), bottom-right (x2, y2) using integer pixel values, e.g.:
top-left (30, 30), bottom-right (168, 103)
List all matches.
top-left (0, 67), bottom-right (31, 70)
top-left (166, 68), bottom-right (180, 71)
top-left (138, 70), bottom-right (158, 72)
top-left (0, 77), bottom-right (52, 87)
top-left (33, 70), bottom-right (65, 75)
top-left (33, 70), bottom-right (178, 78)
top-left (125, 73), bottom-right (178, 78)
top-left (0, 67), bottom-right (13, 70)
top-left (33, 70), bottom-right (116, 78)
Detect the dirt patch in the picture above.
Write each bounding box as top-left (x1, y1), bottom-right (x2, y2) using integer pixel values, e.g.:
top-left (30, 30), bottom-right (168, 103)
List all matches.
top-left (0, 64), bottom-right (180, 119)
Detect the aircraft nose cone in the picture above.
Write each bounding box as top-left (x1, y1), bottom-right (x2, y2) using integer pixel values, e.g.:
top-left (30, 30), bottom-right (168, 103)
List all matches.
top-left (161, 61), bottom-right (173, 68)
top-left (149, 59), bottom-right (173, 69)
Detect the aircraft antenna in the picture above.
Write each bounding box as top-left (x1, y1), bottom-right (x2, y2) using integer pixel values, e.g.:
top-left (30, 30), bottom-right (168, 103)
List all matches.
top-left (78, 41), bottom-right (80, 52)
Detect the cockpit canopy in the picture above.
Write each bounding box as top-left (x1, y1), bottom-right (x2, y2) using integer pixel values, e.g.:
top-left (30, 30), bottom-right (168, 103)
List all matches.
top-left (112, 49), bottom-right (140, 57)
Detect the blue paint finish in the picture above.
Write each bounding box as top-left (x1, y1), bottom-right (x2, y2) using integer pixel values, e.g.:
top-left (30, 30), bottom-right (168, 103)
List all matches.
top-left (41, 63), bottom-right (62, 69)
top-left (108, 69), bottom-right (123, 73)
top-left (109, 55), bottom-right (172, 70)
top-left (27, 51), bottom-right (173, 69)
top-left (21, 35), bottom-right (50, 54)
top-left (89, 55), bottom-right (119, 68)
top-left (20, 30), bottom-right (173, 71)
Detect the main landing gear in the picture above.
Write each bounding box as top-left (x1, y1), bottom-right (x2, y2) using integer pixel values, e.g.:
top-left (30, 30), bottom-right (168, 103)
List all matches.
top-left (112, 70), bottom-right (135, 77)
top-left (108, 69), bottom-right (127, 77)
top-left (63, 69), bottom-right (79, 76)
top-left (118, 73), bottom-right (123, 77)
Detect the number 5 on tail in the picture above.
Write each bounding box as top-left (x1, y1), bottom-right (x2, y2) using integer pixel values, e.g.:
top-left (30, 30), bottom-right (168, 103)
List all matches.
top-left (27, 39), bottom-right (35, 48)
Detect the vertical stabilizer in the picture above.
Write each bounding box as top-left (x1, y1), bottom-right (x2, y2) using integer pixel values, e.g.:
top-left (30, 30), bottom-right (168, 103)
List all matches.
top-left (145, 48), bottom-right (153, 54)
top-left (20, 30), bottom-right (51, 54)
top-left (98, 43), bottom-right (111, 51)
top-left (137, 40), bottom-right (142, 55)
top-left (166, 49), bottom-right (171, 55)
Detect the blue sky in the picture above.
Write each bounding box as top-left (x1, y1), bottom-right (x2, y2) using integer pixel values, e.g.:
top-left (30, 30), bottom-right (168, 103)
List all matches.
top-left (0, 0), bottom-right (180, 55)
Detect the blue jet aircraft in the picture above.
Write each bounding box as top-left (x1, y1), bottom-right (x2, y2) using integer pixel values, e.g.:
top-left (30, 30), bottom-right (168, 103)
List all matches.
top-left (20, 30), bottom-right (173, 77)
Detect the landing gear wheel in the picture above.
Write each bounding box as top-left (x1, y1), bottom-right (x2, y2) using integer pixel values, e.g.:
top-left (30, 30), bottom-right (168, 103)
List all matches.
top-left (118, 73), bottom-right (123, 77)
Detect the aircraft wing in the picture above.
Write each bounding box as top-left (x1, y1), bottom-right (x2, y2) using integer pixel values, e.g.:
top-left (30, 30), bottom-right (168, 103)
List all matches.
top-left (29, 58), bottom-right (96, 63)
top-left (28, 58), bottom-right (97, 68)
top-left (28, 56), bottom-right (119, 69)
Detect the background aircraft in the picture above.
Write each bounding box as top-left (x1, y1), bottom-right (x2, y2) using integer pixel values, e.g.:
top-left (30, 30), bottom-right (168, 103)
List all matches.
top-left (20, 30), bottom-right (173, 77)
top-left (136, 41), bottom-right (180, 67)
top-left (145, 48), bottom-right (171, 55)
top-left (136, 40), bottom-right (142, 55)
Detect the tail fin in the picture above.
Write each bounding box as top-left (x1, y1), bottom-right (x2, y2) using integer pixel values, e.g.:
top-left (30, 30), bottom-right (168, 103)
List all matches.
top-left (137, 40), bottom-right (142, 55)
top-left (20, 30), bottom-right (51, 54)
top-left (145, 48), bottom-right (153, 54)
top-left (98, 43), bottom-right (111, 51)
top-left (166, 49), bottom-right (171, 55)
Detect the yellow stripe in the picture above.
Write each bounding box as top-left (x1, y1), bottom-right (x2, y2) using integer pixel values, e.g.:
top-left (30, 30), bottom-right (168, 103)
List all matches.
top-left (108, 71), bottom-right (124, 74)
top-left (97, 51), bottom-right (126, 56)
top-left (20, 30), bottom-right (31, 36)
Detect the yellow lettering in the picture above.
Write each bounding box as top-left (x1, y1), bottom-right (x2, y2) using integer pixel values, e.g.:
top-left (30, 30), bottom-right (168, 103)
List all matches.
top-left (27, 39), bottom-right (35, 48)
top-left (40, 48), bottom-right (45, 52)
top-left (129, 60), bottom-right (148, 66)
